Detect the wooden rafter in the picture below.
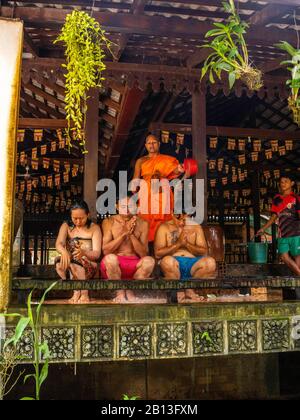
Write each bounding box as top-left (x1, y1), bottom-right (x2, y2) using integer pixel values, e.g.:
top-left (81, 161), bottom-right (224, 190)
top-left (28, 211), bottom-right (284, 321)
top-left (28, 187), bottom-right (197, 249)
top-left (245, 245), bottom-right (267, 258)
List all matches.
top-left (18, 118), bottom-right (67, 128)
top-left (23, 28), bottom-right (39, 57)
top-left (248, 4), bottom-right (293, 26)
top-left (113, 0), bottom-right (147, 61)
top-left (105, 86), bottom-right (145, 175)
top-left (150, 122), bottom-right (300, 140)
top-left (21, 91), bottom-right (64, 119)
top-left (1, 6), bottom-right (298, 46)
top-left (24, 82), bottom-right (64, 108)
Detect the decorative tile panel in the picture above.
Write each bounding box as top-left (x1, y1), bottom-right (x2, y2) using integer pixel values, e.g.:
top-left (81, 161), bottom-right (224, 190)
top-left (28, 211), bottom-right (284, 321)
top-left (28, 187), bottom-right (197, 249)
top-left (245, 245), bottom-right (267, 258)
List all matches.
top-left (192, 321), bottom-right (223, 355)
top-left (81, 326), bottom-right (113, 359)
top-left (156, 323), bottom-right (187, 357)
top-left (291, 317), bottom-right (300, 349)
top-left (228, 320), bottom-right (257, 353)
top-left (42, 327), bottom-right (75, 360)
top-left (4, 328), bottom-right (34, 360)
top-left (262, 319), bottom-right (290, 351)
top-left (119, 324), bottom-right (152, 358)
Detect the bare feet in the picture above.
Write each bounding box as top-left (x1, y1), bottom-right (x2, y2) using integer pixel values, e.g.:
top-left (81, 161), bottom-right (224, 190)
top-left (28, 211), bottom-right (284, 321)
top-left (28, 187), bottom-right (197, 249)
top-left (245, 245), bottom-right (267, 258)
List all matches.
top-left (78, 292), bottom-right (90, 304)
top-left (177, 290), bottom-right (205, 303)
top-left (68, 291), bottom-right (81, 304)
top-left (125, 290), bottom-right (136, 302)
top-left (113, 291), bottom-right (128, 303)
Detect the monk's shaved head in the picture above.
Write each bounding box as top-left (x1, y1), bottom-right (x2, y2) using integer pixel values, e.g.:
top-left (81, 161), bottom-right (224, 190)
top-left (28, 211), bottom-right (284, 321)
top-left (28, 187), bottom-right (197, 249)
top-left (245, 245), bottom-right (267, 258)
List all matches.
top-left (145, 134), bottom-right (159, 144)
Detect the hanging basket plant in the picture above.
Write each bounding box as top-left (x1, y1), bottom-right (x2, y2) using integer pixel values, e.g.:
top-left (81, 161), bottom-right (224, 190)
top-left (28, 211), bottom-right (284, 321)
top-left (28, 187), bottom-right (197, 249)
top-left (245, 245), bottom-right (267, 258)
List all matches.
top-left (275, 41), bottom-right (300, 126)
top-left (200, 0), bottom-right (263, 91)
top-left (54, 10), bottom-right (114, 153)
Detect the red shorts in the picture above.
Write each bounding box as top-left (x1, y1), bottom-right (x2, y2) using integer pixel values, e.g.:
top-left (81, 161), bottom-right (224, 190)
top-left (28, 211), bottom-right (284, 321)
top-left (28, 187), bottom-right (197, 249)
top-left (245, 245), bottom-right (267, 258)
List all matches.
top-left (100, 255), bottom-right (141, 279)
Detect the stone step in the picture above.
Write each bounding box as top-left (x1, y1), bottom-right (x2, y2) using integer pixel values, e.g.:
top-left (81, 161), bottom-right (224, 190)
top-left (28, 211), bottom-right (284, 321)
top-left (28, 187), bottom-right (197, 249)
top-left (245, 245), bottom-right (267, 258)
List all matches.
top-left (226, 264), bottom-right (292, 277)
top-left (18, 263), bottom-right (293, 280)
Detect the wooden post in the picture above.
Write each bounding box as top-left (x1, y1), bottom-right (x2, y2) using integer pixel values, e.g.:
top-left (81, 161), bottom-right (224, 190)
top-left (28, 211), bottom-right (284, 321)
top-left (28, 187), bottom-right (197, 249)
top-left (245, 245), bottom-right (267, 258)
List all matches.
top-left (271, 223), bottom-right (277, 262)
top-left (251, 168), bottom-right (261, 241)
top-left (192, 85), bottom-right (207, 222)
top-left (84, 88), bottom-right (99, 220)
top-left (0, 19), bottom-right (23, 311)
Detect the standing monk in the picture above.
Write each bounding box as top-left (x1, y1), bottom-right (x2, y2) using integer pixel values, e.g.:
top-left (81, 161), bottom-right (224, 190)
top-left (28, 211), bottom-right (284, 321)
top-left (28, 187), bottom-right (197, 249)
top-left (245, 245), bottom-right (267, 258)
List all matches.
top-left (133, 134), bottom-right (185, 242)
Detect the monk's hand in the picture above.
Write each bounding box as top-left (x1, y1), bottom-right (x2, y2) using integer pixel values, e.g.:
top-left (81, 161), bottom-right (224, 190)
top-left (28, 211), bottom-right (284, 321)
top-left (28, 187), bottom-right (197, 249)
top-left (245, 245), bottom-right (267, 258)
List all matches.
top-left (60, 248), bottom-right (71, 271)
top-left (177, 164), bottom-right (185, 174)
top-left (152, 170), bottom-right (161, 180)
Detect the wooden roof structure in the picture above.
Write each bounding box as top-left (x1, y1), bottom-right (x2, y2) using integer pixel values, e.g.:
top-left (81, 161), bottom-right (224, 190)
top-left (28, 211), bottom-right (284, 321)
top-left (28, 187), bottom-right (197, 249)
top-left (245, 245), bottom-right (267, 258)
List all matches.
top-left (2, 0), bottom-right (300, 218)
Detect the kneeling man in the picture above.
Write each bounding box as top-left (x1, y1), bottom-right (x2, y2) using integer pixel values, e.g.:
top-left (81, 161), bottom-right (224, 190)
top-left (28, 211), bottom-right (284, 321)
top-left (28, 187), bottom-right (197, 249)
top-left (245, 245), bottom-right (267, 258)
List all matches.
top-left (100, 196), bottom-right (155, 302)
top-left (154, 213), bottom-right (216, 302)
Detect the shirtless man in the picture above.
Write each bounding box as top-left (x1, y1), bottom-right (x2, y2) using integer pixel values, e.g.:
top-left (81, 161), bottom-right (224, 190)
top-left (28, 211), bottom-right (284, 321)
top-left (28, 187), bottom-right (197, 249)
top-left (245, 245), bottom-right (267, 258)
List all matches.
top-left (100, 196), bottom-right (155, 302)
top-left (154, 213), bottom-right (216, 302)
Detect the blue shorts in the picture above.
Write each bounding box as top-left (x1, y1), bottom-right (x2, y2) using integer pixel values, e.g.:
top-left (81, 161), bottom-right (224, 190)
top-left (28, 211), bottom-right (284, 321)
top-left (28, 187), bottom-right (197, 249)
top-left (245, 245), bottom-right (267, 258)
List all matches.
top-left (174, 256), bottom-right (204, 280)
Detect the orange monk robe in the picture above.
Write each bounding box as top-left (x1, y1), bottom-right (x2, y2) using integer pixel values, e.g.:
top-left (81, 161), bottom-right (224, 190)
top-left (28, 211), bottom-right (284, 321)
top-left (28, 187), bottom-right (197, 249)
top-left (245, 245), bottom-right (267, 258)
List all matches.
top-left (139, 154), bottom-right (179, 241)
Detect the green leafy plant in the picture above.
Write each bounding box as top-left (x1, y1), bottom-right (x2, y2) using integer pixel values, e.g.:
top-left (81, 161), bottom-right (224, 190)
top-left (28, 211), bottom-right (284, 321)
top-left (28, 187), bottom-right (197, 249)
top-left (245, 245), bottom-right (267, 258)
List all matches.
top-left (1, 282), bottom-right (57, 400)
top-left (54, 10), bottom-right (114, 152)
top-left (122, 394), bottom-right (140, 400)
top-left (201, 0), bottom-right (262, 91)
top-left (275, 41), bottom-right (300, 126)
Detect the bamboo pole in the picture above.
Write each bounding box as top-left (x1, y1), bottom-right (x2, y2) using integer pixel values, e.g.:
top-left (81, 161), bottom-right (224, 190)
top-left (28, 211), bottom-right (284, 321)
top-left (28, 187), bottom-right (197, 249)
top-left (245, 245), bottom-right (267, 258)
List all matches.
top-left (0, 18), bottom-right (23, 311)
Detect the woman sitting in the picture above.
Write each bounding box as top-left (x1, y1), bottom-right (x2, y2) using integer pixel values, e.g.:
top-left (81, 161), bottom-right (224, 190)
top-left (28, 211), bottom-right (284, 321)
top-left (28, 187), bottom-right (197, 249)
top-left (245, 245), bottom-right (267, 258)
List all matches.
top-left (55, 200), bottom-right (102, 303)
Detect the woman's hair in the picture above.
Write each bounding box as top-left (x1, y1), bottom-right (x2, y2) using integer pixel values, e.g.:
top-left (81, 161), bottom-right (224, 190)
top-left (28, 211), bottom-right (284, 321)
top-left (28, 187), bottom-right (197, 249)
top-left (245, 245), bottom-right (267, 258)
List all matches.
top-left (67, 199), bottom-right (92, 229)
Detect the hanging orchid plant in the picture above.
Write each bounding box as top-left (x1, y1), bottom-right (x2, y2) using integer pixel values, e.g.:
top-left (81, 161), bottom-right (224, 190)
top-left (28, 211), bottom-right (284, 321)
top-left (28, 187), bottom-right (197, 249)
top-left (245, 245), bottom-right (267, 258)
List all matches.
top-left (275, 41), bottom-right (300, 126)
top-left (200, 0), bottom-right (263, 91)
top-left (54, 10), bottom-right (114, 152)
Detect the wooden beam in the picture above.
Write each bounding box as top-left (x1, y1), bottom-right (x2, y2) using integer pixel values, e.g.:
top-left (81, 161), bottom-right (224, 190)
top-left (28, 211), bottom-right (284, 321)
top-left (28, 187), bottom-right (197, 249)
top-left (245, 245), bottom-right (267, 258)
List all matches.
top-left (131, 92), bottom-right (173, 164)
top-left (151, 0), bottom-right (261, 10)
top-left (103, 97), bottom-right (121, 111)
top-left (18, 117), bottom-right (67, 128)
top-left (131, 0), bottom-right (147, 14)
top-left (106, 86), bottom-right (144, 174)
top-left (20, 101), bottom-right (50, 119)
top-left (23, 28), bottom-right (39, 57)
top-left (248, 4), bottom-right (293, 26)
top-left (261, 0), bottom-right (300, 6)
top-left (23, 59), bottom-right (288, 88)
top-left (192, 87), bottom-right (207, 222)
top-left (21, 91), bottom-right (64, 119)
top-left (186, 49), bottom-right (210, 69)
top-left (1, 6), bottom-right (298, 45)
top-left (84, 88), bottom-right (99, 219)
top-left (259, 58), bottom-right (285, 74)
top-left (24, 82), bottom-right (64, 108)
top-left (251, 168), bottom-right (261, 236)
top-left (151, 122), bottom-right (300, 140)
top-left (100, 112), bottom-right (117, 127)
top-left (11, 0), bottom-right (131, 9)
top-left (113, 0), bottom-right (147, 61)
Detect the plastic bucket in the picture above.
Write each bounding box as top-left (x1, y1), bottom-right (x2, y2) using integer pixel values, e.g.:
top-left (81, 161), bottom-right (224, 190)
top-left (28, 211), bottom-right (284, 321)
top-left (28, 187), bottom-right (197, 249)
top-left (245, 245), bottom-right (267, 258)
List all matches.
top-left (248, 235), bottom-right (268, 264)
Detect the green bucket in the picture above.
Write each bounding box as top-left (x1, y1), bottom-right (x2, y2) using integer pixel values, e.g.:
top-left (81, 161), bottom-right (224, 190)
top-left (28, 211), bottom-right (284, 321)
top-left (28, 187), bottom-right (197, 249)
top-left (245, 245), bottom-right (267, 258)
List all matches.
top-left (248, 235), bottom-right (268, 264)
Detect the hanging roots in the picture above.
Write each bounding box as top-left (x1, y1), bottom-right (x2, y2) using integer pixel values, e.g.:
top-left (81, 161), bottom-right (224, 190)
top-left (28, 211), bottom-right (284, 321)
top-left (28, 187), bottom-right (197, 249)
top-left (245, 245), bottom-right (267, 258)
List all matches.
top-left (240, 67), bottom-right (263, 91)
top-left (288, 97), bottom-right (300, 126)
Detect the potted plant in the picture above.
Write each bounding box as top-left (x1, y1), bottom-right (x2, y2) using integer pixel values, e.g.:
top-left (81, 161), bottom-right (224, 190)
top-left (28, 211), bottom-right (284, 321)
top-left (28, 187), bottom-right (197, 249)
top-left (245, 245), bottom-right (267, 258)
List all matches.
top-left (275, 41), bottom-right (300, 126)
top-left (54, 10), bottom-right (114, 152)
top-left (200, 0), bottom-right (262, 91)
